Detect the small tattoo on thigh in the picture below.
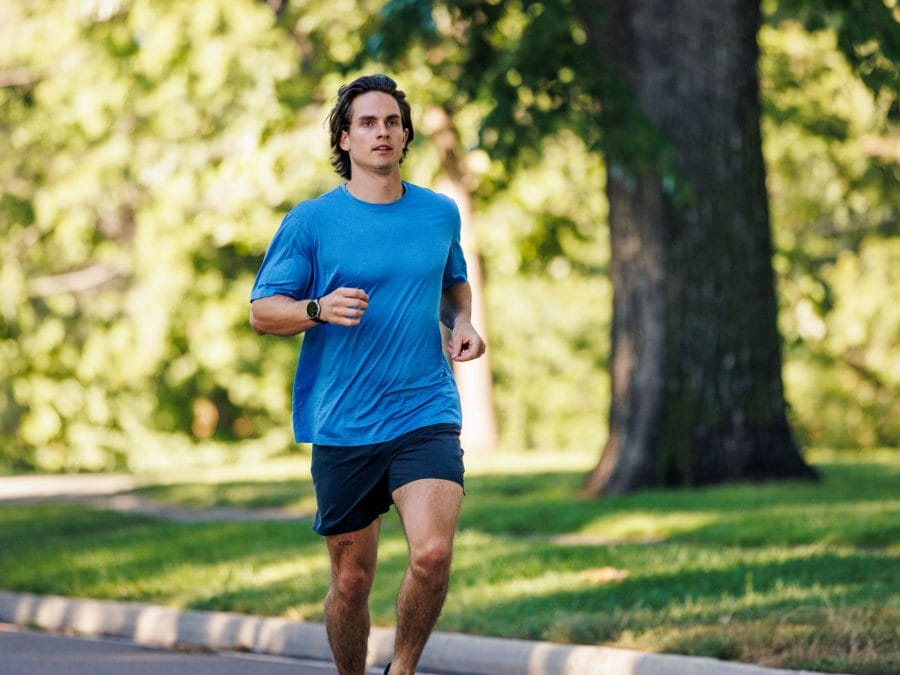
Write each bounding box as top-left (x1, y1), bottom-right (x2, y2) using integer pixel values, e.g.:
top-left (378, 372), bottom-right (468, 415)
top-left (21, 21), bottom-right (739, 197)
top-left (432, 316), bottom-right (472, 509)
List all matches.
top-left (338, 539), bottom-right (354, 547)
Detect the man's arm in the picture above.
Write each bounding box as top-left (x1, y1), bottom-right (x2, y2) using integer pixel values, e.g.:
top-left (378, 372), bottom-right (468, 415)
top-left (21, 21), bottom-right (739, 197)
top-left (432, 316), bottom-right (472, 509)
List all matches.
top-left (250, 288), bottom-right (370, 336)
top-left (440, 282), bottom-right (486, 362)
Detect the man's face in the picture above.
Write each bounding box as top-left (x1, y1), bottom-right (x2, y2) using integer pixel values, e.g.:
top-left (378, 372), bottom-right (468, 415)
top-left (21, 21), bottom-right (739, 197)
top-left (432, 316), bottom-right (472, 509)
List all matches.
top-left (340, 91), bottom-right (410, 177)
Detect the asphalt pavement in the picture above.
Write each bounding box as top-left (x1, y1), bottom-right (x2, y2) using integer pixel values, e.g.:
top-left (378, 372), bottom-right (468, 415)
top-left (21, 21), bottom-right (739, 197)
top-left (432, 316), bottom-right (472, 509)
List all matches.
top-left (0, 624), bottom-right (355, 675)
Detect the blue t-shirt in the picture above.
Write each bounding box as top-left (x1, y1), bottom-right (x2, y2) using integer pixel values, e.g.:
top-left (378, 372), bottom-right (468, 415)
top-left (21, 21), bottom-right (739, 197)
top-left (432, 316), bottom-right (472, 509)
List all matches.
top-left (250, 182), bottom-right (468, 445)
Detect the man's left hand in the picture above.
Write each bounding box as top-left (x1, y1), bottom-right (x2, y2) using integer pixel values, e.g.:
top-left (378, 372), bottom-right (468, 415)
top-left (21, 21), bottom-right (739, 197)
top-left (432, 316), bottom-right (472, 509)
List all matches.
top-left (447, 321), bottom-right (486, 362)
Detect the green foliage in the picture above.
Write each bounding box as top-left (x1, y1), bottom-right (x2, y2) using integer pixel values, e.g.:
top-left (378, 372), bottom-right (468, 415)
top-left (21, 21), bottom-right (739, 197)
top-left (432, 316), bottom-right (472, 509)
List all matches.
top-left (476, 131), bottom-right (611, 452)
top-left (760, 20), bottom-right (900, 448)
top-left (0, 0), bottom-right (896, 472)
top-left (0, 0), bottom-right (341, 472)
top-left (366, 0), bottom-right (668, 174)
top-left (768, 0), bottom-right (900, 120)
top-left (365, 0), bottom-right (900, 454)
top-left (0, 452), bottom-right (897, 673)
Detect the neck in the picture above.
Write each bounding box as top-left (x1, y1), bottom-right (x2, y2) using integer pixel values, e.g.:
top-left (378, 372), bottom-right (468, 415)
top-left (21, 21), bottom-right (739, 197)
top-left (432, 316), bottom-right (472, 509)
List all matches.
top-left (345, 171), bottom-right (405, 204)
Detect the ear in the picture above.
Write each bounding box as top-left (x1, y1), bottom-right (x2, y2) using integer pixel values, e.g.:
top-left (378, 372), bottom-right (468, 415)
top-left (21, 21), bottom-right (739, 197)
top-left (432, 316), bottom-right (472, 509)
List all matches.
top-left (339, 129), bottom-right (350, 152)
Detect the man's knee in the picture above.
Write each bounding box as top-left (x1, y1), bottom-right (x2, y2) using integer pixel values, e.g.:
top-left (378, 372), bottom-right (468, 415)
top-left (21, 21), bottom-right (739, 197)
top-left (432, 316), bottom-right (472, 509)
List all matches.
top-left (331, 566), bottom-right (374, 607)
top-left (410, 538), bottom-right (453, 588)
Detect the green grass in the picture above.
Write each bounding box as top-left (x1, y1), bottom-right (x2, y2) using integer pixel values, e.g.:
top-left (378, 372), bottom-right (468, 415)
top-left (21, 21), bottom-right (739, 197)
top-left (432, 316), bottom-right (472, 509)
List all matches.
top-left (1, 452), bottom-right (897, 674)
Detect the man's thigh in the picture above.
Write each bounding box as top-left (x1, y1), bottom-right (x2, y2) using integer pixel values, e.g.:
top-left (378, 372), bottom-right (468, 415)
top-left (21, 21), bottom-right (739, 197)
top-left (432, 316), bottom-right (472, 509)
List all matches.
top-left (326, 516), bottom-right (382, 584)
top-left (392, 479), bottom-right (463, 549)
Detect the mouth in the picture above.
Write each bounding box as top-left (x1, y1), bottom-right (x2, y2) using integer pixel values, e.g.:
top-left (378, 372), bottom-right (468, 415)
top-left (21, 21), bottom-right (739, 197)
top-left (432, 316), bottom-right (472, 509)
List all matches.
top-left (373, 145), bottom-right (392, 152)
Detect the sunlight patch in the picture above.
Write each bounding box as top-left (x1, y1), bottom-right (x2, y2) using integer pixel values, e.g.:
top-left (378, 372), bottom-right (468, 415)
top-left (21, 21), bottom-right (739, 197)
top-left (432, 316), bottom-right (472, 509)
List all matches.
top-left (580, 566), bottom-right (629, 584)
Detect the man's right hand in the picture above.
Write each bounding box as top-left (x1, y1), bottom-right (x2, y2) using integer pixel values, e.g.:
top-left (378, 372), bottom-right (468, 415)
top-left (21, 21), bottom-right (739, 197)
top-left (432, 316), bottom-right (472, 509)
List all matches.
top-left (320, 287), bottom-right (369, 326)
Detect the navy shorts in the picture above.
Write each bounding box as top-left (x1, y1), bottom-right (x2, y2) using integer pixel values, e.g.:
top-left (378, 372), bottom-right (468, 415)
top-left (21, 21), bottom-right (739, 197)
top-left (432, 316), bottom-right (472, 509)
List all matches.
top-left (310, 423), bottom-right (465, 536)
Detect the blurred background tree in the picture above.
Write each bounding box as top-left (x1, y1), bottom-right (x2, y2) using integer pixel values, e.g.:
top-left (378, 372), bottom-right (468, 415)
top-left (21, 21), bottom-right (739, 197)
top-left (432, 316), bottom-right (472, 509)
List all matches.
top-left (363, 0), bottom-right (897, 493)
top-left (0, 0), bottom-right (315, 471)
top-left (0, 0), bottom-right (896, 476)
top-left (760, 11), bottom-right (900, 449)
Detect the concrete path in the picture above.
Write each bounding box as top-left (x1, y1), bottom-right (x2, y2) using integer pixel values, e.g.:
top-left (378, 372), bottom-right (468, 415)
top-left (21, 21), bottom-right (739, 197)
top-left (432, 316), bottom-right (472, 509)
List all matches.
top-left (0, 473), bottom-right (140, 501)
top-left (0, 473), bottom-right (307, 523)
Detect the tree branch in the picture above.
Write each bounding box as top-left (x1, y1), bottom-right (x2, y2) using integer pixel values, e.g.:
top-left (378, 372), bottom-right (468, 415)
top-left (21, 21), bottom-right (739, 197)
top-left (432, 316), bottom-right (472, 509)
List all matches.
top-left (0, 68), bottom-right (41, 88)
top-left (29, 264), bottom-right (126, 298)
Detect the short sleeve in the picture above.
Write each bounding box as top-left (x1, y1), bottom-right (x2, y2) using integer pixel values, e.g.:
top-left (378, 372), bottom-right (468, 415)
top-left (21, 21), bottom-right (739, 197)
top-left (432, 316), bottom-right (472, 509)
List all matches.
top-left (250, 211), bottom-right (314, 302)
top-left (441, 206), bottom-right (468, 290)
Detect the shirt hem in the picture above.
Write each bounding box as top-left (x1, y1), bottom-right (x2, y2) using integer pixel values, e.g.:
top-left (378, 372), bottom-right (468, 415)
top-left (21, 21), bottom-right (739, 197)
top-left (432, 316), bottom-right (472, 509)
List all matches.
top-left (297, 415), bottom-right (462, 447)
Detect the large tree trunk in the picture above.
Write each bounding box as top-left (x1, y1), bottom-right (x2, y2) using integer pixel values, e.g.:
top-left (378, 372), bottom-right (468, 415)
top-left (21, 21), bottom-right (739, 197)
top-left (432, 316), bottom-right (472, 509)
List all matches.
top-left (584, 0), bottom-right (817, 494)
top-left (425, 106), bottom-right (499, 455)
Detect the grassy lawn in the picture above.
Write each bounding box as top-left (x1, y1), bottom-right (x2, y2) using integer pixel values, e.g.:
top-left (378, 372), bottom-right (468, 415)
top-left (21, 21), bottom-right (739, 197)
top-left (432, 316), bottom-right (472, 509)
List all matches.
top-left (0, 451), bottom-right (897, 674)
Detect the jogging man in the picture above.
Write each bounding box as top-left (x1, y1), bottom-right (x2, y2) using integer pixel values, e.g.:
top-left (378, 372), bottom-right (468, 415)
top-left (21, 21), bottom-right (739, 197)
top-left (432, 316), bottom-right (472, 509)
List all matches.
top-left (249, 74), bottom-right (486, 675)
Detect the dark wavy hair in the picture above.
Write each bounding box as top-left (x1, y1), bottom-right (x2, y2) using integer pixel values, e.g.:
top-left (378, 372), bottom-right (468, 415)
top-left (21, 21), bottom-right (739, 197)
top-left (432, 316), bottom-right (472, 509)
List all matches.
top-left (327, 74), bottom-right (414, 180)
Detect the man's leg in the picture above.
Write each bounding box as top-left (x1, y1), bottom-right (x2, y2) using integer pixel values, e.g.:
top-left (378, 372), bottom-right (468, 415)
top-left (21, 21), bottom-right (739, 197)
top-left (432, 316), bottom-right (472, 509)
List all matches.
top-left (389, 478), bottom-right (463, 675)
top-left (324, 517), bottom-right (382, 675)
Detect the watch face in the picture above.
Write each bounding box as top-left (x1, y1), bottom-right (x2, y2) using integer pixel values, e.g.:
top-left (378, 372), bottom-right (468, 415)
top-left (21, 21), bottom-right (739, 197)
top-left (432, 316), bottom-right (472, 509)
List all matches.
top-left (306, 300), bottom-right (320, 319)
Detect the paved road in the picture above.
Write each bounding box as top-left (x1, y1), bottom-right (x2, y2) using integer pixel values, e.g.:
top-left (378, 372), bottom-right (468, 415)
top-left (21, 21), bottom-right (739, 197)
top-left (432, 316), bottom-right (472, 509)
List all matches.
top-left (0, 625), bottom-right (388, 675)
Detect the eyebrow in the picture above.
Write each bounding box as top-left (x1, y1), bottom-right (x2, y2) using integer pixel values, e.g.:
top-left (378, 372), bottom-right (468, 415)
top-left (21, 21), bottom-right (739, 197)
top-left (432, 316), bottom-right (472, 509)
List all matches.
top-left (355, 113), bottom-right (402, 123)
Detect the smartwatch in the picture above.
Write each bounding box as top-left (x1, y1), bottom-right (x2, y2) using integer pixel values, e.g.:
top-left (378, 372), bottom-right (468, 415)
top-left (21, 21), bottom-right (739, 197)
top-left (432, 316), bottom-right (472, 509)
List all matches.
top-left (307, 298), bottom-right (326, 324)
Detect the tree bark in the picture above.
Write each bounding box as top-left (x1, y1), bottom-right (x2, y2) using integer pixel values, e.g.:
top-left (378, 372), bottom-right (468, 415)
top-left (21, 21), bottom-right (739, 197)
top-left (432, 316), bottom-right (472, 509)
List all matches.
top-left (584, 0), bottom-right (817, 494)
top-left (425, 106), bottom-right (499, 455)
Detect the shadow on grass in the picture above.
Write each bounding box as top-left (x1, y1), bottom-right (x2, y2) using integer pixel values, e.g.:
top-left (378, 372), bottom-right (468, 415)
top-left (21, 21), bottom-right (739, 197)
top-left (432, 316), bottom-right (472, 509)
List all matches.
top-left (0, 504), bottom-right (327, 611)
top-left (133, 479), bottom-right (318, 511)
top-left (113, 461), bottom-right (898, 550)
top-left (458, 462), bottom-right (900, 547)
top-left (437, 542), bottom-right (898, 675)
top-left (445, 547), bottom-right (895, 629)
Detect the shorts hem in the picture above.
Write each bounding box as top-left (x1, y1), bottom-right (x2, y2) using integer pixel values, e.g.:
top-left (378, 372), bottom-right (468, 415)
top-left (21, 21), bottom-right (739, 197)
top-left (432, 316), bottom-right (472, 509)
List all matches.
top-left (389, 473), bottom-right (465, 495)
top-left (313, 509), bottom-right (388, 537)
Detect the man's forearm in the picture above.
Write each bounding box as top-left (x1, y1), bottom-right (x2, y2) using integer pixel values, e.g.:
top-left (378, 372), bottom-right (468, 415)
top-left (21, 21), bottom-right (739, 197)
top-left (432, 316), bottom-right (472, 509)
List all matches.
top-left (440, 282), bottom-right (473, 330)
top-left (250, 295), bottom-right (317, 336)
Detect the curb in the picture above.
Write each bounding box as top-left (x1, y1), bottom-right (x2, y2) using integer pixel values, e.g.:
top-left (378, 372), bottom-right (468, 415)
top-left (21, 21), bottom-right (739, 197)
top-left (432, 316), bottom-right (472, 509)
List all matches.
top-left (0, 592), bottom-right (838, 675)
